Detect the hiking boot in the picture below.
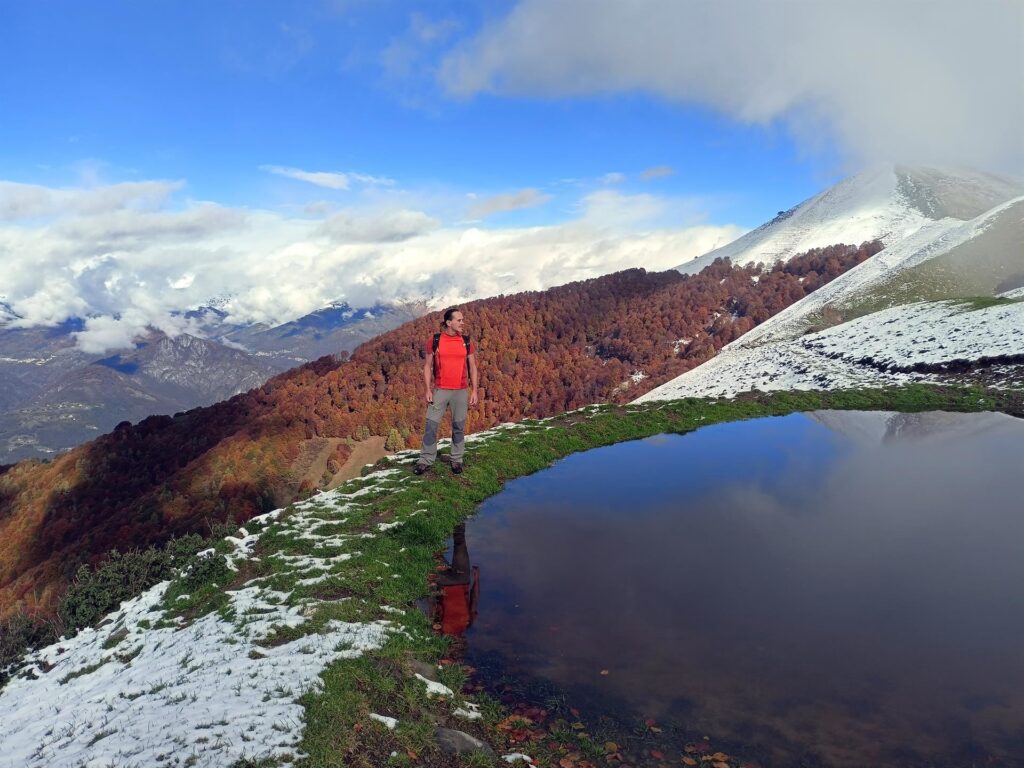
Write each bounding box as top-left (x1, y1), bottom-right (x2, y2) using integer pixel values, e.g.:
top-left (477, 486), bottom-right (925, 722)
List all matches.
top-left (412, 462), bottom-right (430, 476)
top-left (451, 462), bottom-right (463, 475)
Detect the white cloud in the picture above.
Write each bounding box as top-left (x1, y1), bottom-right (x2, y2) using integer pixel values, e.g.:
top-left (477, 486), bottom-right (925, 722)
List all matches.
top-left (348, 172), bottom-right (395, 187)
top-left (303, 200), bottom-right (335, 216)
top-left (0, 178), bottom-right (743, 354)
top-left (317, 209), bottom-right (440, 243)
top-left (410, 13), bottom-right (458, 45)
top-left (0, 180), bottom-right (182, 221)
top-left (640, 165), bottom-right (674, 180)
top-left (260, 165), bottom-right (395, 190)
top-left (467, 188), bottom-right (552, 218)
top-left (73, 313), bottom-right (145, 355)
top-left (54, 204), bottom-right (245, 244)
top-left (439, 0), bottom-right (1024, 172)
top-left (169, 273), bottom-right (195, 290)
top-left (601, 172), bottom-right (626, 185)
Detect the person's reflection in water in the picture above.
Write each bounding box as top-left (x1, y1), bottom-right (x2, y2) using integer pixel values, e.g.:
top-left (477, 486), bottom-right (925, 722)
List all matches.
top-left (431, 523), bottom-right (480, 646)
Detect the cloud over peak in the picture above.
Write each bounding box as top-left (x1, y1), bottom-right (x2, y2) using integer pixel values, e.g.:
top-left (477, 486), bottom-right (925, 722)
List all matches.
top-left (439, 0), bottom-right (1024, 172)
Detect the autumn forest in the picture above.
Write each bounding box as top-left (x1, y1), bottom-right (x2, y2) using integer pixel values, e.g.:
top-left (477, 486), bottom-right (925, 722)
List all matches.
top-left (0, 243), bottom-right (880, 619)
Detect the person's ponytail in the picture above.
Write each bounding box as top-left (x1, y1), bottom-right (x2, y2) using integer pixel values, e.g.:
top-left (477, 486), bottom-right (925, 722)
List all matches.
top-left (441, 307), bottom-right (459, 331)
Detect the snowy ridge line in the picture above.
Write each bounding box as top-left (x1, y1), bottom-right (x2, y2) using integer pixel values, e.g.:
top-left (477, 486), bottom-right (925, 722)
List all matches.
top-left (0, 403), bottom-right (616, 768)
top-left (679, 165), bottom-right (930, 273)
top-left (677, 165), bottom-right (1023, 276)
top-left (0, 464), bottom-right (402, 767)
top-left (730, 194), bottom-right (1024, 351)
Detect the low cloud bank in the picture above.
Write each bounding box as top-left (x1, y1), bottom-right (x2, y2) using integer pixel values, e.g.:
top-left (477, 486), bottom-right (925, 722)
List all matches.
top-left (0, 180), bottom-right (743, 354)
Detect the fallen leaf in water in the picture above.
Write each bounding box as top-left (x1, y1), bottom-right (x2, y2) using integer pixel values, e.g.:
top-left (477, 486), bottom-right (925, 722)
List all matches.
top-left (600, 669), bottom-right (610, 676)
top-left (712, 763), bottom-right (729, 768)
top-left (570, 707), bottom-right (580, 716)
top-left (682, 759), bottom-right (698, 766)
top-left (651, 750), bottom-right (666, 759)
top-left (559, 759), bottom-right (575, 768)
top-left (711, 753), bottom-right (730, 762)
top-left (604, 742), bottom-right (619, 753)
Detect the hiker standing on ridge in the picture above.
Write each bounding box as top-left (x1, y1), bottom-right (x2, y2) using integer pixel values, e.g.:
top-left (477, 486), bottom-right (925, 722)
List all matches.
top-left (413, 308), bottom-right (479, 475)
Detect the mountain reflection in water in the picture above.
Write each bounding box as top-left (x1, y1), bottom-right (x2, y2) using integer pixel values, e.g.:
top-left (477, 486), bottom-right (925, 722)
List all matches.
top-left (454, 410), bottom-right (1024, 768)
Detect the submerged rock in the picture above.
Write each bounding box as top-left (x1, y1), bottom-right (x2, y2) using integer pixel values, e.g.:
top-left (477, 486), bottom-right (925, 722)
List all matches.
top-left (435, 727), bottom-right (495, 757)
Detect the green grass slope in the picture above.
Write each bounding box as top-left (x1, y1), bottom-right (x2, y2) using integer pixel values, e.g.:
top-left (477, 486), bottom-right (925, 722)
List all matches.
top-left (5, 384), bottom-right (1022, 768)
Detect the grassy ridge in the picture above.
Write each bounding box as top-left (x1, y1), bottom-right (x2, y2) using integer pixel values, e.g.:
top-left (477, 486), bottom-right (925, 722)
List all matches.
top-left (10, 385), bottom-right (1019, 766)
top-left (276, 384), bottom-right (1022, 767)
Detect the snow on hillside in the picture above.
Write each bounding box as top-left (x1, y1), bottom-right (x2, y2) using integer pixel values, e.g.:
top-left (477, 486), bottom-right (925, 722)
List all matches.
top-left (0, 483), bottom-right (399, 767)
top-left (732, 195), bottom-right (1024, 348)
top-left (0, 414), bottom-right (561, 768)
top-left (804, 299), bottom-right (1024, 369)
top-left (634, 298), bottom-right (1024, 401)
top-left (677, 165), bottom-right (1023, 274)
top-left (641, 167), bottom-right (1024, 402)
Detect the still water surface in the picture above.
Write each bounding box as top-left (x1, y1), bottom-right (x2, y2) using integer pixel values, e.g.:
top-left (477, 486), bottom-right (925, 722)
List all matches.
top-left (456, 411), bottom-right (1024, 767)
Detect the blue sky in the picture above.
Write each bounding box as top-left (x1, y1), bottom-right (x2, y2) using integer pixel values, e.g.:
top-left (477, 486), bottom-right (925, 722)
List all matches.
top-left (1, 0), bottom-right (838, 228)
top-left (0, 0), bottom-right (1019, 351)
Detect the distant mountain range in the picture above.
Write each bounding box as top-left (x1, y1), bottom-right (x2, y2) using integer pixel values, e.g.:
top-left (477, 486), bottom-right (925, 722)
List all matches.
top-left (0, 302), bottom-right (427, 464)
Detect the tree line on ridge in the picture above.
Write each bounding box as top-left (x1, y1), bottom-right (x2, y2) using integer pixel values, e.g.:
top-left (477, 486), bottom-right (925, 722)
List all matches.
top-left (0, 242), bottom-right (880, 623)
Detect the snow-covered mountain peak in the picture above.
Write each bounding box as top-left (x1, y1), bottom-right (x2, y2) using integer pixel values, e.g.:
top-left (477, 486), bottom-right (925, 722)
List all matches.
top-left (893, 165), bottom-right (1024, 221)
top-left (641, 177), bottom-right (1024, 404)
top-left (677, 164), bottom-right (1023, 274)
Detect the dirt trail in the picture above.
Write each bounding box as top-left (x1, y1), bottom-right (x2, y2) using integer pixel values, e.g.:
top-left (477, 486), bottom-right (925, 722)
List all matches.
top-left (292, 437), bottom-right (346, 489)
top-left (327, 436), bottom-right (390, 488)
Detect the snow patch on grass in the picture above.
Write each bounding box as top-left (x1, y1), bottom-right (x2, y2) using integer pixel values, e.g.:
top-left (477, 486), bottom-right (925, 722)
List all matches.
top-left (637, 298), bottom-right (1024, 400)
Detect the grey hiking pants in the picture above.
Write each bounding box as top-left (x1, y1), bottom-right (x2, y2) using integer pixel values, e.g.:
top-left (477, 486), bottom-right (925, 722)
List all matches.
top-left (419, 387), bottom-right (469, 466)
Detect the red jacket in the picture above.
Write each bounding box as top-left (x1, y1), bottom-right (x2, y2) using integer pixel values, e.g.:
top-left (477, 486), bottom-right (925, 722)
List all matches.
top-left (428, 333), bottom-right (474, 389)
